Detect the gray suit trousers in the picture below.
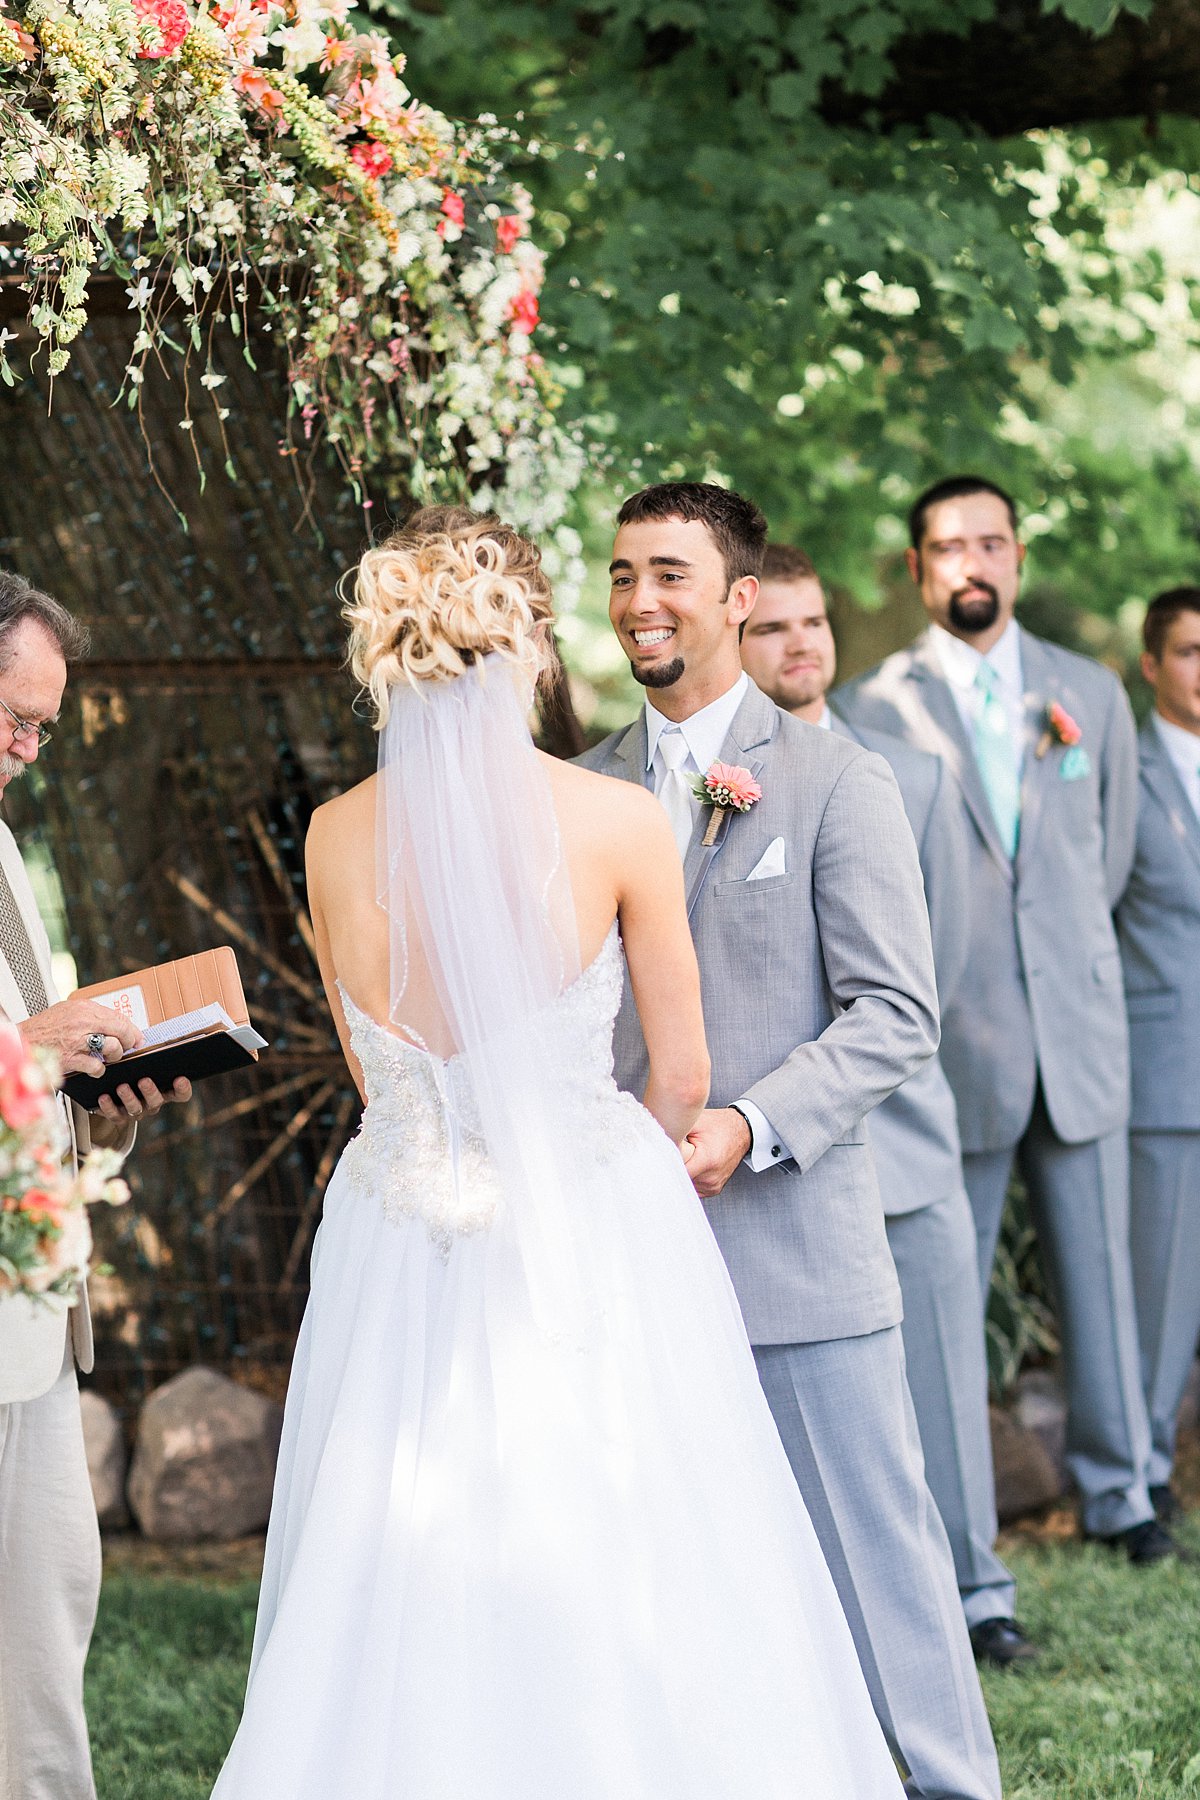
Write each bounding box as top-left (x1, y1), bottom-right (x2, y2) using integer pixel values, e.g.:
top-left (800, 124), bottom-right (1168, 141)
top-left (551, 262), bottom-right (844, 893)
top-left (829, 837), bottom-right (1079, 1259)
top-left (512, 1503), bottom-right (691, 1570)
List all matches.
top-left (887, 1194), bottom-right (1015, 1628)
top-left (1130, 1130), bottom-right (1200, 1489)
top-left (963, 1093), bottom-right (1153, 1537)
top-left (0, 1331), bottom-right (99, 1800)
top-left (754, 1327), bottom-right (1001, 1800)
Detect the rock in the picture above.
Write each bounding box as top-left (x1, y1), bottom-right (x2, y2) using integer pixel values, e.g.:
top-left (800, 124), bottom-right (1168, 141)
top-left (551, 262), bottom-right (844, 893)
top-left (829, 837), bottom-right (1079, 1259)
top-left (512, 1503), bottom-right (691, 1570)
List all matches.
top-left (1013, 1367), bottom-right (1068, 1482)
top-left (79, 1389), bottom-right (128, 1530)
top-left (990, 1404), bottom-right (1064, 1523)
top-left (127, 1366), bottom-right (283, 1542)
top-left (1178, 1360), bottom-right (1200, 1437)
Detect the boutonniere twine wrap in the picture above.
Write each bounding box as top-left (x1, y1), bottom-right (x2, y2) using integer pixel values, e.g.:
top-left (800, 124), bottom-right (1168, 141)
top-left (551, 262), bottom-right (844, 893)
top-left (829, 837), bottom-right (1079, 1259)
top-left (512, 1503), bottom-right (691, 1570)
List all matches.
top-left (1036, 701), bottom-right (1083, 760)
top-left (691, 762), bottom-right (762, 846)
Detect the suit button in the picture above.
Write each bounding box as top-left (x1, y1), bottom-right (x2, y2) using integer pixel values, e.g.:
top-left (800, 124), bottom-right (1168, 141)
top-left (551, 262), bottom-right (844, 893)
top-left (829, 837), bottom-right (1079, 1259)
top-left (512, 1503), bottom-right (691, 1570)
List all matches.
top-left (771, 1144), bottom-right (781, 1158)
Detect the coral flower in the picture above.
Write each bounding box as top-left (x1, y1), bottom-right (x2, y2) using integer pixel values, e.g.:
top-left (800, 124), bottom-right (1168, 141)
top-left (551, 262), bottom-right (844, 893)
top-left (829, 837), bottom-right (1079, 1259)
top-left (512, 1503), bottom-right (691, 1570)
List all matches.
top-left (509, 288), bottom-right (539, 335)
top-left (495, 214), bottom-right (525, 255)
top-left (350, 141), bottom-right (394, 180)
top-left (440, 189), bottom-right (465, 227)
top-left (132, 0), bottom-right (190, 58)
top-left (1047, 701), bottom-right (1082, 746)
top-left (234, 66), bottom-right (286, 120)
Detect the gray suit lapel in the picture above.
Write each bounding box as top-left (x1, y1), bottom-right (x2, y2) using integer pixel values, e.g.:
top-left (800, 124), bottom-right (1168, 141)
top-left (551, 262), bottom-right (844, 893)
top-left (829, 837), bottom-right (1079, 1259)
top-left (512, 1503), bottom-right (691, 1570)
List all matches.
top-left (1140, 719), bottom-right (1200, 877)
top-left (909, 633), bottom-right (1013, 881)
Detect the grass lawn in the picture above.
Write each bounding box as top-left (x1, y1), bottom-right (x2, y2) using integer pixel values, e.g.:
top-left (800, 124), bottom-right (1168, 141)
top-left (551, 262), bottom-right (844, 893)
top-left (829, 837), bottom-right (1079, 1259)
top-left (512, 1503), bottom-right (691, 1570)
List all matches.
top-left (88, 1518), bottom-right (1200, 1800)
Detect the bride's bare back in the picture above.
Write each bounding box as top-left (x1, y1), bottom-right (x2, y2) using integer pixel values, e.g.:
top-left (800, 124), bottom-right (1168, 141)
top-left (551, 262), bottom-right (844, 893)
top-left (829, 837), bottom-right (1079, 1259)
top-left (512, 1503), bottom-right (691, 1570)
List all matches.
top-left (306, 752), bottom-right (710, 1143)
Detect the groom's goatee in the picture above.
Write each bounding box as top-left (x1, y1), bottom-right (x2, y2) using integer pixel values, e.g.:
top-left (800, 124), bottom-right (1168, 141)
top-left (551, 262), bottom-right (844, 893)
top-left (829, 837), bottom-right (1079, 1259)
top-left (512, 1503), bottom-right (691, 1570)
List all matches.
top-left (631, 657), bottom-right (686, 689)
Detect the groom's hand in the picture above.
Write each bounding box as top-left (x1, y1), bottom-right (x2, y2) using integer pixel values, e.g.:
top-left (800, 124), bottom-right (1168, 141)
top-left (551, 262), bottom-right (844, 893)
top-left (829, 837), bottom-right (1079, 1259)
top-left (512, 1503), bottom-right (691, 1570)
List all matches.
top-left (685, 1108), bottom-right (752, 1198)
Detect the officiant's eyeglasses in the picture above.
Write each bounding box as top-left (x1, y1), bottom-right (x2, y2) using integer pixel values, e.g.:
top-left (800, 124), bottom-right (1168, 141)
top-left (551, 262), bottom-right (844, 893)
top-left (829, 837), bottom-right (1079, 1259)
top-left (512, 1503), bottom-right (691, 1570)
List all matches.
top-left (0, 696), bottom-right (52, 749)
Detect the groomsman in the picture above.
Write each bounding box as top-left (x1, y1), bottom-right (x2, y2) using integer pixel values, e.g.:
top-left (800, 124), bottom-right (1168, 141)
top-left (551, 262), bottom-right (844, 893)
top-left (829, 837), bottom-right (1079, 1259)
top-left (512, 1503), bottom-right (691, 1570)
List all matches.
top-left (741, 543), bottom-right (1033, 1666)
top-left (1116, 586), bottom-right (1200, 1523)
top-left (583, 483), bottom-right (1001, 1800)
top-left (837, 475), bottom-right (1176, 1562)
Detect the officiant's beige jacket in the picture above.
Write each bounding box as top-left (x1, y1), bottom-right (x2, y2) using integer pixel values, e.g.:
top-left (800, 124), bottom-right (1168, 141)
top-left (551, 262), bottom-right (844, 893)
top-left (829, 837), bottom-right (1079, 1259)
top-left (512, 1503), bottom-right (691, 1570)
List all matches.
top-left (0, 818), bottom-right (135, 1405)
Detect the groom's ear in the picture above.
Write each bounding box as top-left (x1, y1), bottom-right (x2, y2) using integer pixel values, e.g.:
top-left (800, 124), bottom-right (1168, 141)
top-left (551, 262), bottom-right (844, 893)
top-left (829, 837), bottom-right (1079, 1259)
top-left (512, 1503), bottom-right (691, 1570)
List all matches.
top-left (728, 575), bottom-right (759, 629)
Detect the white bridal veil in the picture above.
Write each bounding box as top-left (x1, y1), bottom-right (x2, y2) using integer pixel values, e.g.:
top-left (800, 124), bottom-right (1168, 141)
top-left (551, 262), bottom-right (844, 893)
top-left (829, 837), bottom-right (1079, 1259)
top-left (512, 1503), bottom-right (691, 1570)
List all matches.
top-left (375, 653), bottom-right (594, 1341)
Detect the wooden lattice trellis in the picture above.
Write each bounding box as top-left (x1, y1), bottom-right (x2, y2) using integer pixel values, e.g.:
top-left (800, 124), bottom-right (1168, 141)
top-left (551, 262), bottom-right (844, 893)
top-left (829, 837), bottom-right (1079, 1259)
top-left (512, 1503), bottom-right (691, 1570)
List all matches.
top-left (0, 286), bottom-right (583, 1411)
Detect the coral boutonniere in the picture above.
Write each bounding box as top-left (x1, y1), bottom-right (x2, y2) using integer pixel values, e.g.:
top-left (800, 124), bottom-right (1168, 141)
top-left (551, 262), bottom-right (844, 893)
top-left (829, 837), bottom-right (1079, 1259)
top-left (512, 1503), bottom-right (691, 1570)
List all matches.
top-left (691, 762), bottom-right (763, 846)
top-left (1036, 701), bottom-right (1082, 760)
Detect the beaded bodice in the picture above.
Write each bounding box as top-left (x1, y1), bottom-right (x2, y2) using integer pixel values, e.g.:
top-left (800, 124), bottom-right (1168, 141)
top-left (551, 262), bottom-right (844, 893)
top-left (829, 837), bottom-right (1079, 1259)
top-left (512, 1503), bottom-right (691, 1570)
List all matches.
top-left (336, 923), bottom-right (646, 1255)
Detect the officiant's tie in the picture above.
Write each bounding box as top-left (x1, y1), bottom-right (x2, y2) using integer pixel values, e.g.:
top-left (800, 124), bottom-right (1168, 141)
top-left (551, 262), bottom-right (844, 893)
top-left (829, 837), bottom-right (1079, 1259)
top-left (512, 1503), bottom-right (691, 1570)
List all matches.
top-left (0, 863), bottom-right (49, 1016)
top-left (972, 661), bottom-right (1021, 859)
top-left (655, 727), bottom-right (696, 861)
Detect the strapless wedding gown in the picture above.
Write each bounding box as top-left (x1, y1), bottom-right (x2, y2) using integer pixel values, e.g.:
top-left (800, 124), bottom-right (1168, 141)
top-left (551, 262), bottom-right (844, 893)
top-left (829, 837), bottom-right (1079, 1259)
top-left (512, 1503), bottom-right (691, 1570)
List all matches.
top-left (212, 926), bottom-right (903, 1798)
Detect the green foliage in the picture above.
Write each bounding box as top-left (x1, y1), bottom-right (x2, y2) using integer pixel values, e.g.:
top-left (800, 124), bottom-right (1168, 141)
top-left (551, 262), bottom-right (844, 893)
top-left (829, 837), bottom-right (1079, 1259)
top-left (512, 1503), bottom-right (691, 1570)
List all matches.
top-left (86, 1572), bottom-right (254, 1798)
top-left (985, 1177), bottom-right (1060, 1398)
top-left (368, 0), bottom-right (1200, 616)
top-left (980, 1527), bottom-right (1200, 1797)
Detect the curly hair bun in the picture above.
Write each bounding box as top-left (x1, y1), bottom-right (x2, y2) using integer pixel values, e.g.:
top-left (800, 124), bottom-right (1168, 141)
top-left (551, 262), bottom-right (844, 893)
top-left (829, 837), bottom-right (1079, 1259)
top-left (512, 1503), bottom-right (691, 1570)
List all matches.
top-left (345, 506), bottom-right (555, 725)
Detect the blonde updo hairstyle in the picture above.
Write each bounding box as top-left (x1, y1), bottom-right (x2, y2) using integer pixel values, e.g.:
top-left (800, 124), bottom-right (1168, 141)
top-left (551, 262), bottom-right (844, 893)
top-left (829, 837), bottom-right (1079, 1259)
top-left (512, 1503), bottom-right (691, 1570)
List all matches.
top-left (345, 505), bottom-right (555, 725)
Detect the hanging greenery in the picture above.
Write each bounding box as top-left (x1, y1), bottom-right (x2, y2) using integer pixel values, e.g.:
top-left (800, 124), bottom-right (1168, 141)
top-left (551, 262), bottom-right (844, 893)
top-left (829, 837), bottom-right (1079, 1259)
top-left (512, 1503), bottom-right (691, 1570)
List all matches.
top-left (0, 0), bottom-right (584, 543)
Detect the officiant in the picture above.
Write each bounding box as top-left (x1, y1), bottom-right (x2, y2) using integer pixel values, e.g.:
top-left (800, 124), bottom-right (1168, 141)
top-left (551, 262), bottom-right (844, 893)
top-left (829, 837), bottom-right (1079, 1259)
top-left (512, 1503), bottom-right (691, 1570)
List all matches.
top-left (0, 571), bottom-right (191, 1800)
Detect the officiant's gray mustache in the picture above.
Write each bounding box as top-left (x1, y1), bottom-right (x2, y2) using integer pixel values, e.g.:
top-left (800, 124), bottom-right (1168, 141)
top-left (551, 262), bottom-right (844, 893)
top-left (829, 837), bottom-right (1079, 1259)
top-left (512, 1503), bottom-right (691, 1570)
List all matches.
top-left (0, 754), bottom-right (26, 783)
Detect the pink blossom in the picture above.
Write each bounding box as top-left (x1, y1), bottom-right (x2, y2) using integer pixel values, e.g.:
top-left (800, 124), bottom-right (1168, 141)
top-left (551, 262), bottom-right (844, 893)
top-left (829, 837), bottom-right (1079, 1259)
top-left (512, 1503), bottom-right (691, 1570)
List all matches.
top-left (441, 189), bottom-right (465, 227)
top-left (349, 140), bottom-right (393, 180)
top-left (496, 215), bottom-right (525, 255)
top-left (701, 762), bottom-right (762, 812)
top-left (509, 289), bottom-right (539, 335)
top-left (132, 0), bottom-right (189, 58)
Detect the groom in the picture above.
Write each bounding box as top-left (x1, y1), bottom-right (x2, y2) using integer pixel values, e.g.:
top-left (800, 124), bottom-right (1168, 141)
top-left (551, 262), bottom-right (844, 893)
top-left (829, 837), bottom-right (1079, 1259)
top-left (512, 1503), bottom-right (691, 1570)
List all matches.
top-left (581, 482), bottom-right (1001, 1800)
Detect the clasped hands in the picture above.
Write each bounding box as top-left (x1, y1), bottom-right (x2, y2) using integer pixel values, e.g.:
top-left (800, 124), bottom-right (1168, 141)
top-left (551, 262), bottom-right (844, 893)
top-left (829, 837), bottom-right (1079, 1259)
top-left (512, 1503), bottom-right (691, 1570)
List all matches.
top-left (681, 1106), bottom-right (752, 1199)
top-left (19, 996), bottom-right (193, 1122)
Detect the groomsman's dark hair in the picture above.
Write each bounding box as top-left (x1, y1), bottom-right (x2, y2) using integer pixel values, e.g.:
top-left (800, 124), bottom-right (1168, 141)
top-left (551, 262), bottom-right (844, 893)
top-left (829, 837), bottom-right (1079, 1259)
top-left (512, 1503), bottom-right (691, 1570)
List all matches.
top-left (761, 544), bottom-right (821, 586)
top-left (1143, 585), bottom-right (1200, 660)
top-left (617, 482), bottom-right (767, 588)
top-left (908, 476), bottom-right (1018, 550)
top-left (0, 571), bottom-right (89, 668)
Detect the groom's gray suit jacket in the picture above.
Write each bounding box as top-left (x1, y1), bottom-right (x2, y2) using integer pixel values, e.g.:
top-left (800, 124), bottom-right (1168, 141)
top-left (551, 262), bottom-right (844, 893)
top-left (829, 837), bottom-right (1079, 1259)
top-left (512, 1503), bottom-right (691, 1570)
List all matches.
top-left (835, 626), bottom-right (1138, 1153)
top-left (580, 680), bottom-right (940, 1345)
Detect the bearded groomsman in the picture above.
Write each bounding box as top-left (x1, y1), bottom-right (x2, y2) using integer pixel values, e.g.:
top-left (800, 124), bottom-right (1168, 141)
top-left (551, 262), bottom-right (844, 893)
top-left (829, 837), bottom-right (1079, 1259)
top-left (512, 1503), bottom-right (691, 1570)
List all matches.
top-left (837, 475), bottom-right (1176, 1563)
top-left (741, 543), bottom-right (1032, 1665)
top-left (583, 482), bottom-right (1001, 1800)
top-left (1116, 587), bottom-right (1200, 1525)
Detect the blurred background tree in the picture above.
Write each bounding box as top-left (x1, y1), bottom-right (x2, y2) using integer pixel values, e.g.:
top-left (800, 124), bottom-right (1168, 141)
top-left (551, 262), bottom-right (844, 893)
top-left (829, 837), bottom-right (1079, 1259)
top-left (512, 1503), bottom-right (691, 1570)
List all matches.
top-left (367, 0), bottom-right (1200, 727)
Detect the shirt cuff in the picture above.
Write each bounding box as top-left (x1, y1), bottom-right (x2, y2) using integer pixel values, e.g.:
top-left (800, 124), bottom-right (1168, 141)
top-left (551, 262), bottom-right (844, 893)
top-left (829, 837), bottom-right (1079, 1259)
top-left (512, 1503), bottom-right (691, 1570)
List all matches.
top-left (733, 1099), bottom-right (792, 1172)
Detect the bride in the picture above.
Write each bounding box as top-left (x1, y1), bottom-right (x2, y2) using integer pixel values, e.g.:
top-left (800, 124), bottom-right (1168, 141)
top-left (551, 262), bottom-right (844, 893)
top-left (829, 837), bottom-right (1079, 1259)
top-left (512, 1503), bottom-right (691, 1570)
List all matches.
top-left (211, 507), bottom-right (904, 1798)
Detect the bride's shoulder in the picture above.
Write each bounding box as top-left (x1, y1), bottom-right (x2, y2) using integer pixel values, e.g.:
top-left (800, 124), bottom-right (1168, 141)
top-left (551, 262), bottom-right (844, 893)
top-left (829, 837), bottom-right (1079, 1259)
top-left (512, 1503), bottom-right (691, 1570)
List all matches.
top-left (306, 774), bottom-right (377, 861)
top-left (542, 755), bottom-right (664, 829)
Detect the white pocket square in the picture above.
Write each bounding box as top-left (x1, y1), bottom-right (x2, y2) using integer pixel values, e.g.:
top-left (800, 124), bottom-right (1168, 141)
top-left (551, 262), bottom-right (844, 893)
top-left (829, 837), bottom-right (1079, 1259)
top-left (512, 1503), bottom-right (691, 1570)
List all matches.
top-left (745, 837), bottom-right (786, 881)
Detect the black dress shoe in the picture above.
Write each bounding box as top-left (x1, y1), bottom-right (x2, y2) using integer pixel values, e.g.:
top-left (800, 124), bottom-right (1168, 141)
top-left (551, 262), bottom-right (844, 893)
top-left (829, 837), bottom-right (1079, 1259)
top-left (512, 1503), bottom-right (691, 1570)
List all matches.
top-left (1150, 1483), bottom-right (1182, 1526)
top-left (1096, 1519), bottom-right (1192, 1565)
top-left (968, 1617), bottom-right (1039, 1668)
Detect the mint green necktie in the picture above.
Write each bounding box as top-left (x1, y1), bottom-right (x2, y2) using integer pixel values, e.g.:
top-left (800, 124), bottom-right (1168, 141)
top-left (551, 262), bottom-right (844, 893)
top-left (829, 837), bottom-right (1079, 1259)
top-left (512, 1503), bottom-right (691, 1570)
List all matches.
top-left (972, 662), bottom-right (1020, 858)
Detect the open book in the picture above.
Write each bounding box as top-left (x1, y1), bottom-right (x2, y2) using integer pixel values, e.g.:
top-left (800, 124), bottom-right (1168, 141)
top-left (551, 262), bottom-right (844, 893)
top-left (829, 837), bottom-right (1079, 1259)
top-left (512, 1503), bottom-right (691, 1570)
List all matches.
top-left (61, 947), bottom-right (269, 1109)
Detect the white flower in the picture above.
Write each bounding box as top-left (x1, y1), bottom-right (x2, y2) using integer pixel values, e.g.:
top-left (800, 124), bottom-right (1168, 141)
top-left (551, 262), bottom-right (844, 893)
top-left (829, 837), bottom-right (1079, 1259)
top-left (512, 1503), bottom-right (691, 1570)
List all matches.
top-left (125, 277), bottom-right (153, 310)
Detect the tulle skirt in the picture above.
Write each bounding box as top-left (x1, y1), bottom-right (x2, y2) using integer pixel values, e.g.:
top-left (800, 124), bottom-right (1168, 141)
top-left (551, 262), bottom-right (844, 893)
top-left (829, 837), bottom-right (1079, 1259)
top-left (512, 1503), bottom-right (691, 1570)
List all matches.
top-left (211, 1117), bottom-right (903, 1798)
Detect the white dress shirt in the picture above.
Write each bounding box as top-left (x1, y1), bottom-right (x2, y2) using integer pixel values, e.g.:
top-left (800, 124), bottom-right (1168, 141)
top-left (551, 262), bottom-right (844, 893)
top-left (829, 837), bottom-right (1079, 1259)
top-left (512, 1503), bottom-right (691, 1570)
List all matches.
top-left (930, 619), bottom-right (1026, 772)
top-left (644, 672), bottom-right (749, 790)
top-left (1153, 710), bottom-right (1200, 818)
